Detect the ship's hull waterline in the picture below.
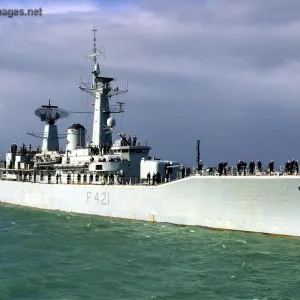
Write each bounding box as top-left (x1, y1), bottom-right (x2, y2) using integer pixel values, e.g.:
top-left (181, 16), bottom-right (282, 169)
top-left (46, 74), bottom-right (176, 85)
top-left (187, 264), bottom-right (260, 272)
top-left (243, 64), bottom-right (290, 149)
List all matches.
top-left (1, 175), bottom-right (300, 237)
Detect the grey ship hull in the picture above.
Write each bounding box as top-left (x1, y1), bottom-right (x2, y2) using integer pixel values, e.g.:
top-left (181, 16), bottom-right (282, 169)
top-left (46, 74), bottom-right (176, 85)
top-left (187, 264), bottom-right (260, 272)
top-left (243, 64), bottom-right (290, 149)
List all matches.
top-left (1, 175), bottom-right (300, 237)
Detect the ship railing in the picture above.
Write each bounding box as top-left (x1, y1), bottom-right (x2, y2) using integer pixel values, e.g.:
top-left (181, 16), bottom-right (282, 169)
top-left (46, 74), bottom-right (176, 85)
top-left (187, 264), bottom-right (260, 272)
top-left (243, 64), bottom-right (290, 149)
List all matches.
top-left (192, 165), bottom-right (295, 176)
top-left (103, 104), bottom-right (124, 114)
top-left (0, 165), bottom-right (298, 184)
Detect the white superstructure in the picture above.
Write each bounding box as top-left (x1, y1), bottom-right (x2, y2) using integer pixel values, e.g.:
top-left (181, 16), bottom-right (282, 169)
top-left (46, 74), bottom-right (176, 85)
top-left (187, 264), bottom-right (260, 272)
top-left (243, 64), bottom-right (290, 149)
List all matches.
top-left (0, 29), bottom-right (299, 238)
top-left (66, 124), bottom-right (86, 152)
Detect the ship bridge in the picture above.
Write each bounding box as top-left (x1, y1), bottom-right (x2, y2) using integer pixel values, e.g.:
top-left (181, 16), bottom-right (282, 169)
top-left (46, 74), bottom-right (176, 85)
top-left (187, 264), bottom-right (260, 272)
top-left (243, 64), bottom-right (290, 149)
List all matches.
top-left (110, 138), bottom-right (151, 177)
top-left (111, 138), bottom-right (150, 153)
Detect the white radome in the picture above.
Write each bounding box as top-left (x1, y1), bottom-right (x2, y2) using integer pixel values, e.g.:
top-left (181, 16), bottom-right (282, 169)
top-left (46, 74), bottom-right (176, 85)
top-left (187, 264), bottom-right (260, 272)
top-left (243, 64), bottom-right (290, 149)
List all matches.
top-left (107, 117), bottom-right (116, 128)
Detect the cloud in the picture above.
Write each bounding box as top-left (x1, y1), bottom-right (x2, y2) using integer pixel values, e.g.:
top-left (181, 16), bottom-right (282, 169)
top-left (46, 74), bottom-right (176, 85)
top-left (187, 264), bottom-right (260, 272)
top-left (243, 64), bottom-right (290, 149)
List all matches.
top-left (0, 0), bottom-right (300, 166)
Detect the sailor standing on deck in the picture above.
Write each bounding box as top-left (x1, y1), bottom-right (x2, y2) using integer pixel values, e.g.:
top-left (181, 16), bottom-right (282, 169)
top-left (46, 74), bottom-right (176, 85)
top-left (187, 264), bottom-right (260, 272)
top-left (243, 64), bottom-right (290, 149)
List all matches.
top-left (198, 160), bottom-right (203, 175)
top-left (242, 160), bottom-right (247, 176)
top-left (256, 160), bottom-right (262, 173)
top-left (237, 160), bottom-right (242, 175)
top-left (285, 160), bottom-right (291, 174)
top-left (249, 160), bottom-right (255, 175)
top-left (268, 160), bottom-right (274, 174)
top-left (133, 135), bottom-right (137, 146)
top-left (127, 135), bottom-right (132, 146)
top-left (218, 161), bottom-right (224, 176)
top-left (152, 173), bottom-right (156, 185)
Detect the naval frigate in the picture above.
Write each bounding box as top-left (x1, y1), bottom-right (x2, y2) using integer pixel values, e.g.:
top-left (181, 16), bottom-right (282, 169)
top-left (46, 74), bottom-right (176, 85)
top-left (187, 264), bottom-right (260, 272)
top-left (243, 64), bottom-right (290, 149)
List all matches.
top-left (1, 29), bottom-right (300, 238)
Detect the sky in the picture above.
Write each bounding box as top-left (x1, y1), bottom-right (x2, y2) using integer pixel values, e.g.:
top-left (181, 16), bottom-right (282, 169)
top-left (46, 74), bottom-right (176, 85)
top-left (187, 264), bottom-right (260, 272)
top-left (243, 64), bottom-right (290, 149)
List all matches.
top-left (1, 0), bottom-right (300, 167)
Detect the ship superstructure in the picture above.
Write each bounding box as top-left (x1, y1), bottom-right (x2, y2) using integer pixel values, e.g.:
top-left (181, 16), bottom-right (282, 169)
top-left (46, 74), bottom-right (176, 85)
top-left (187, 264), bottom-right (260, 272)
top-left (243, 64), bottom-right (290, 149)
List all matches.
top-left (1, 29), bottom-right (300, 238)
top-left (2, 29), bottom-right (180, 185)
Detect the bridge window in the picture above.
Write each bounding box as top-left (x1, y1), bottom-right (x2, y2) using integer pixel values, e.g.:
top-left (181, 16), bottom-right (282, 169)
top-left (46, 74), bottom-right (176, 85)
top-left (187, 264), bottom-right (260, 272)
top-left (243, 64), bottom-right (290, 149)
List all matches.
top-left (96, 164), bottom-right (103, 170)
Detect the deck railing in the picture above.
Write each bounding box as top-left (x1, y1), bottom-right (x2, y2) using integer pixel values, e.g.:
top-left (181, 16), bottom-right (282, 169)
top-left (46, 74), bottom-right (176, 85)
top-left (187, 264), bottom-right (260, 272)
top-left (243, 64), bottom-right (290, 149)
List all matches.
top-left (0, 165), bottom-right (297, 186)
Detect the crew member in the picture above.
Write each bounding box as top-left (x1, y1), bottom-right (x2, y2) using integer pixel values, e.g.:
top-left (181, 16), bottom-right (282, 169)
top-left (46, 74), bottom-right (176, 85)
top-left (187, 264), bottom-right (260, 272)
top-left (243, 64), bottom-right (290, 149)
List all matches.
top-left (237, 160), bottom-right (242, 175)
top-left (285, 160), bottom-right (291, 174)
top-left (182, 166), bottom-right (186, 178)
top-left (242, 160), bottom-right (247, 175)
top-left (268, 160), bottom-right (274, 174)
top-left (249, 160), bottom-right (255, 175)
top-left (152, 173), bottom-right (156, 185)
top-left (257, 160), bottom-right (262, 172)
top-left (156, 172), bottom-right (161, 184)
top-left (218, 161), bottom-right (224, 176)
top-left (198, 160), bottom-right (203, 174)
top-left (133, 135), bottom-right (137, 146)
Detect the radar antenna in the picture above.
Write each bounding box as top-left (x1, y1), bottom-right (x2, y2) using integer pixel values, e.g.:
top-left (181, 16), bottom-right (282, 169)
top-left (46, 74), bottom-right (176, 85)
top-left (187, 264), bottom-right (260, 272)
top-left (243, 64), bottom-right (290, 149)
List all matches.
top-left (28, 100), bottom-right (68, 152)
top-left (35, 99), bottom-right (69, 125)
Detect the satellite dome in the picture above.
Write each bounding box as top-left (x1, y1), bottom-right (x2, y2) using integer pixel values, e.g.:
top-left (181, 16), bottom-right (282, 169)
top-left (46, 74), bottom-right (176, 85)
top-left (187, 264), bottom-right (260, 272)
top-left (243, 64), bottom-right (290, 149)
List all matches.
top-left (107, 117), bottom-right (116, 128)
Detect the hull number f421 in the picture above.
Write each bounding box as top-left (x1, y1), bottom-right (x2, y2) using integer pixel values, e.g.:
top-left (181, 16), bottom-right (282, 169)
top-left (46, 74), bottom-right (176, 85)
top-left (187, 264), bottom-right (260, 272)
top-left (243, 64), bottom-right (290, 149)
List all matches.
top-left (87, 192), bottom-right (109, 205)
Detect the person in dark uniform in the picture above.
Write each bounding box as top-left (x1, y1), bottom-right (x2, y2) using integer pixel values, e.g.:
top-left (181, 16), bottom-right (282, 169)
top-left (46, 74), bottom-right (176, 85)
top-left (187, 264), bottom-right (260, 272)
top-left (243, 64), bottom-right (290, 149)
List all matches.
top-left (198, 160), bottom-right (203, 174)
top-left (133, 136), bottom-right (137, 146)
top-left (237, 160), bottom-right (242, 175)
top-left (208, 166), bottom-right (213, 176)
top-left (182, 166), bottom-right (186, 178)
top-left (249, 160), bottom-right (255, 175)
top-left (257, 160), bottom-right (262, 172)
top-left (147, 172), bottom-right (151, 184)
top-left (156, 172), bottom-right (161, 184)
top-left (268, 160), bottom-right (274, 174)
top-left (242, 160), bottom-right (247, 175)
top-left (218, 161), bottom-right (224, 176)
top-left (152, 173), bottom-right (156, 185)
top-left (121, 135), bottom-right (126, 146)
top-left (128, 135), bottom-right (132, 146)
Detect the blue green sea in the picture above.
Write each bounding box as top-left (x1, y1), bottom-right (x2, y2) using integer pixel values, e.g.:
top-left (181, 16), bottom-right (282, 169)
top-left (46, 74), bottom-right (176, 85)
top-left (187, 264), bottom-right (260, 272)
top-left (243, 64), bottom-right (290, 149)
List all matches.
top-left (0, 203), bottom-right (299, 300)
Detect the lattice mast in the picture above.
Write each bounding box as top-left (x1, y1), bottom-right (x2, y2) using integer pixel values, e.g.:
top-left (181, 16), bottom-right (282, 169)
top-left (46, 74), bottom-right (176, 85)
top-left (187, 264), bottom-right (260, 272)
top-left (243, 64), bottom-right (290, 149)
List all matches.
top-left (79, 29), bottom-right (128, 147)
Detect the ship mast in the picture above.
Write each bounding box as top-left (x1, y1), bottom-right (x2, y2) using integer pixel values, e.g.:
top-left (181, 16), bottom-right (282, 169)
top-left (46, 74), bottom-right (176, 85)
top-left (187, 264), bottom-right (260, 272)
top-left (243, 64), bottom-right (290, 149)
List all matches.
top-left (79, 29), bottom-right (128, 147)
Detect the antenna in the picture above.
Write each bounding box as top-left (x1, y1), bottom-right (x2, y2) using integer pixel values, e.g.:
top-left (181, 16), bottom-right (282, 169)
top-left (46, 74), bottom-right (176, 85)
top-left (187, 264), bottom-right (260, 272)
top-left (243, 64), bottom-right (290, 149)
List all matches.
top-left (92, 28), bottom-right (97, 65)
top-left (84, 29), bottom-right (105, 64)
top-left (80, 30), bottom-right (128, 100)
top-left (35, 99), bottom-right (69, 125)
top-left (28, 100), bottom-right (68, 151)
